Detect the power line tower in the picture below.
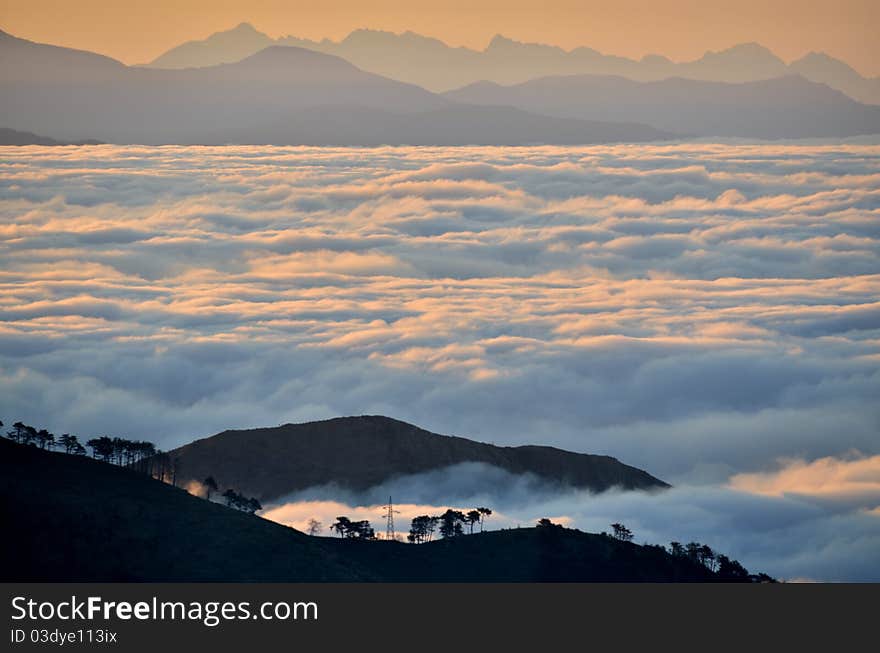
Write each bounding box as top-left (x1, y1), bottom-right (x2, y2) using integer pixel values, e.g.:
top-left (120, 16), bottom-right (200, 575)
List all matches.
top-left (380, 496), bottom-right (400, 541)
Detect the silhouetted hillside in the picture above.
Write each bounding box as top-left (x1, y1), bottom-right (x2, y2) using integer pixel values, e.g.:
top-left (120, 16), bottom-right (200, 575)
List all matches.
top-left (0, 28), bottom-right (126, 83)
top-left (0, 127), bottom-right (63, 145)
top-left (0, 438), bottom-right (373, 581)
top-left (0, 439), bottom-right (741, 582)
top-left (166, 416), bottom-right (668, 502)
top-left (0, 29), bottom-right (668, 145)
top-left (147, 22), bottom-right (275, 69)
top-left (445, 74), bottom-right (880, 138)
top-left (0, 127), bottom-right (101, 145)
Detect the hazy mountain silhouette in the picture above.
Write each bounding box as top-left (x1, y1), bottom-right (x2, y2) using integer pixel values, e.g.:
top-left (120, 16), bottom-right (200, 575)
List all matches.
top-left (164, 415), bottom-right (668, 503)
top-left (1, 437), bottom-right (742, 582)
top-left (445, 74), bottom-right (880, 138)
top-left (0, 28), bottom-right (125, 83)
top-left (789, 52), bottom-right (880, 105)
top-left (146, 22), bottom-right (275, 69)
top-left (0, 127), bottom-right (102, 145)
top-left (145, 24), bottom-right (880, 103)
top-left (0, 29), bottom-right (669, 145)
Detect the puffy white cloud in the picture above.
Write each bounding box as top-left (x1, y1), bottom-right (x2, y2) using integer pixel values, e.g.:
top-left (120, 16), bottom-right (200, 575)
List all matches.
top-left (1, 142), bottom-right (878, 579)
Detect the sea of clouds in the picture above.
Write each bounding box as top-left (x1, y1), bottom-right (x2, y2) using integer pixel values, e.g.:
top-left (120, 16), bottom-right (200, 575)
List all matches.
top-left (1, 142), bottom-right (878, 579)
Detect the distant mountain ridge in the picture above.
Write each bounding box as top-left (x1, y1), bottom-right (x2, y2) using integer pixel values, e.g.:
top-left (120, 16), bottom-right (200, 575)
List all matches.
top-left (165, 415), bottom-right (669, 503)
top-left (445, 74), bottom-right (880, 139)
top-left (4, 27), bottom-right (878, 142)
top-left (145, 23), bottom-right (880, 103)
top-left (0, 29), bottom-right (670, 145)
top-left (0, 127), bottom-right (101, 146)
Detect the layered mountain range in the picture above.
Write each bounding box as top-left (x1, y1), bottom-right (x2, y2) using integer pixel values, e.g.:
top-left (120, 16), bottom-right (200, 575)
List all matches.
top-left (147, 22), bottom-right (880, 103)
top-left (2, 25), bottom-right (879, 145)
top-left (0, 29), bottom-right (670, 145)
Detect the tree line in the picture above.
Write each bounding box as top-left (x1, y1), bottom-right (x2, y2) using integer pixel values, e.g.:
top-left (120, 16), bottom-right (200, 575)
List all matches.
top-left (592, 519), bottom-right (766, 581)
top-left (3, 418), bottom-right (264, 519)
top-left (409, 507), bottom-right (493, 542)
top-left (324, 507), bottom-right (494, 542)
top-left (325, 510), bottom-right (759, 580)
top-left (221, 487), bottom-right (263, 514)
top-left (3, 419), bottom-right (180, 483)
top-left (330, 516), bottom-right (376, 540)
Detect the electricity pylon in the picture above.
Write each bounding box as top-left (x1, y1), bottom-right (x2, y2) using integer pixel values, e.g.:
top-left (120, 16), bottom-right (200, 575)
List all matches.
top-left (380, 496), bottom-right (399, 541)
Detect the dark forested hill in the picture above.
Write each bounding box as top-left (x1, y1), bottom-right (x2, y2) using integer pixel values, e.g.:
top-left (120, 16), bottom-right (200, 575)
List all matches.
top-left (166, 415), bottom-right (668, 502)
top-left (0, 439), bottom-right (738, 582)
top-left (0, 437), bottom-right (374, 581)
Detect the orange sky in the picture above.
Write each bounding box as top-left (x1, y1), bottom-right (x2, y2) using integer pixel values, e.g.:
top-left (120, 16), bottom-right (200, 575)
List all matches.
top-left (1, 0), bottom-right (879, 76)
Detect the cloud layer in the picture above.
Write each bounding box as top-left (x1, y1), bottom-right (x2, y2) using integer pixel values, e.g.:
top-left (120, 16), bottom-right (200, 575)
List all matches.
top-left (259, 459), bottom-right (880, 582)
top-left (1, 142), bottom-right (878, 578)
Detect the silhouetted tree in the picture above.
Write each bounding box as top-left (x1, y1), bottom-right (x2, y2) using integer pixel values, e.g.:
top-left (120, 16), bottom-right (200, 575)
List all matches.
top-left (465, 509), bottom-right (481, 534)
top-left (669, 541), bottom-right (684, 557)
top-left (537, 518), bottom-right (559, 528)
top-left (408, 515), bottom-right (438, 543)
top-left (611, 523), bottom-right (634, 542)
top-left (111, 437), bottom-right (130, 465)
top-left (58, 433), bottom-right (76, 454)
top-left (717, 555), bottom-right (750, 580)
top-left (152, 450), bottom-right (172, 482)
top-left (23, 425), bottom-right (37, 446)
top-left (220, 488), bottom-right (261, 513)
top-left (203, 476), bottom-right (218, 500)
top-left (131, 441), bottom-right (157, 474)
top-left (87, 436), bottom-right (114, 462)
top-left (330, 516), bottom-right (374, 539)
top-left (7, 421), bottom-right (27, 443)
top-left (699, 544), bottom-right (716, 571)
top-left (222, 489), bottom-right (238, 507)
top-left (477, 507), bottom-right (492, 532)
top-left (439, 509), bottom-right (465, 539)
top-left (426, 515), bottom-right (439, 541)
top-left (349, 520), bottom-right (375, 540)
top-left (331, 516), bottom-right (351, 538)
top-left (35, 429), bottom-right (54, 450)
top-left (306, 518), bottom-right (322, 536)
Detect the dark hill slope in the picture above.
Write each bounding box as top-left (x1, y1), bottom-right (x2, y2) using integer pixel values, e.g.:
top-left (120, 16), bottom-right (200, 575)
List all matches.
top-left (0, 440), bottom-right (721, 582)
top-left (168, 415), bottom-right (667, 502)
top-left (0, 438), bottom-right (375, 581)
top-left (336, 527), bottom-right (717, 582)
